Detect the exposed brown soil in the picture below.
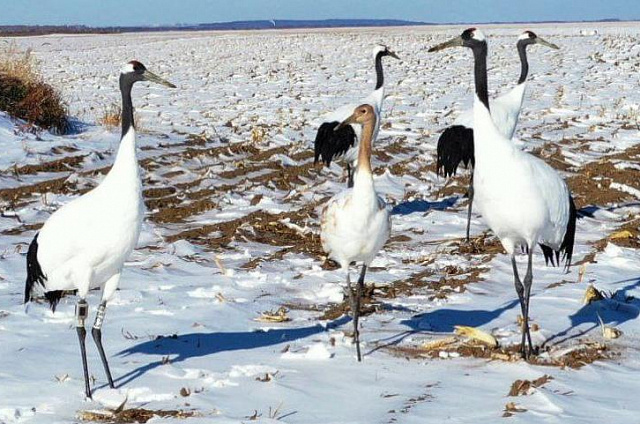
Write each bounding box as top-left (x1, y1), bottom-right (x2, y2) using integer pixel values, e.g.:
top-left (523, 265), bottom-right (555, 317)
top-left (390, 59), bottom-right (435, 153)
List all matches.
top-left (386, 339), bottom-right (615, 369)
top-left (508, 375), bottom-right (553, 396)
top-left (450, 232), bottom-right (505, 256)
top-left (0, 175), bottom-right (77, 204)
top-left (9, 155), bottom-right (86, 176)
top-left (77, 408), bottom-right (198, 423)
top-left (568, 161), bottom-right (632, 209)
top-left (530, 143), bottom-right (573, 171)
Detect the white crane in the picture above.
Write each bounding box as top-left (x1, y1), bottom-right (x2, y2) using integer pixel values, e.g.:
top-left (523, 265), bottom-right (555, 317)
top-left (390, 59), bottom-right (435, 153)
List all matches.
top-left (314, 44), bottom-right (399, 187)
top-left (433, 31), bottom-right (559, 241)
top-left (24, 61), bottom-right (175, 398)
top-left (430, 28), bottom-right (576, 359)
top-left (320, 104), bottom-right (391, 361)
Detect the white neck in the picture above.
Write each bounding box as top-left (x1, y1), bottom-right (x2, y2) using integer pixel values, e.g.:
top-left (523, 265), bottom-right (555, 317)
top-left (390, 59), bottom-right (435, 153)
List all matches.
top-left (352, 167), bottom-right (376, 203)
top-left (473, 95), bottom-right (515, 166)
top-left (102, 127), bottom-right (141, 189)
top-left (369, 87), bottom-right (385, 110)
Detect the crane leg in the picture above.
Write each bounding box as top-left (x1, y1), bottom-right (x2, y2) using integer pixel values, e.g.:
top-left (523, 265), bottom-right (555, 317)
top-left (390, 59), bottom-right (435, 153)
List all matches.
top-left (353, 265), bottom-right (367, 362)
top-left (75, 299), bottom-right (92, 398)
top-left (466, 173), bottom-right (474, 242)
top-left (521, 249), bottom-right (536, 358)
top-left (343, 270), bottom-right (360, 361)
top-left (511, 256), bottom-right (528, 359)
top-left (347, 164), bottom-right (354, 188)
top-left (92, 301), bottom-right (115, 389)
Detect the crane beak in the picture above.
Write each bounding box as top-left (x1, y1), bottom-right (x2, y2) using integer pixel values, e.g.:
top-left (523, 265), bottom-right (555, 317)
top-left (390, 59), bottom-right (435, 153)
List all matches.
top-left (388, 50), bottom-right (401, 60)
top-left (335, 114), bottom-right (356, 131)
top-left (428, 35), bottom-right (464, 52)
top-left (535, 37), bottom-right (560, 50)
top-left (143, 70), bottom-right (177, 88)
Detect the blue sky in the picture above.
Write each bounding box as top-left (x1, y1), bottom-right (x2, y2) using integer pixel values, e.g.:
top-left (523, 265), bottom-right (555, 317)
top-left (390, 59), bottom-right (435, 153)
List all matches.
top-left (2, 0), bottom-right (639, 26)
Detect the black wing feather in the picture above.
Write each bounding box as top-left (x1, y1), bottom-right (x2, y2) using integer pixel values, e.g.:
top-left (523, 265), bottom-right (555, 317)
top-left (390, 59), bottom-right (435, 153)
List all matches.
top-left (24, 233), bottom-right (61, 312)
top-left (314, 121), bottom-right (356, 166)
top-left (436, 125), bottom-right (475, 177)
top-left (540, 194), bottom-right (577, 271)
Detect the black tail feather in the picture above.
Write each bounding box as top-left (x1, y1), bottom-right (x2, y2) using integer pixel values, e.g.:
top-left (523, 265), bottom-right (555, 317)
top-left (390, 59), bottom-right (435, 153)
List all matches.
top-left (539, 194), bottom-right (577, 271)
top-left (44, 291), bottom-right (63, 312)
top-left (314, 121), bottom-right (356, 167)
top-left (539, 244), bottom-right (556, 267)
top-left (24, 233), bottom-right (58, 311)
top-left (561, 195), bottom-right (577, 271)
top-left (436, 125), bottom-right (475, 178)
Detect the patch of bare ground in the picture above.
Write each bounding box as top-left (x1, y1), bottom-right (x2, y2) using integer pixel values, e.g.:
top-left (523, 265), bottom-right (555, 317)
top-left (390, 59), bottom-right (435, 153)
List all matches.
top-left (0, 162), bottom-right (119, 207)
top-left (153, 197), bottom-right (218, 224)
top-left (316, 283), bottom-right (380, 321)
top-left (77, 407), bottom-right (198, 423)
top-left (508, 375), bottom-right (553, 396)
top-left (379, 158), bottom-right (432, 180)
top-left (0, 175), bottom-right (77, 204)
top-left (529, 143), bottom-right (573, 171)
top-left (385, 339), bottom-right (615, 369)
top-left (450, 231), bottom-right (505, 256)
top-left (302, 257), bottom-right (487, 320)
top-left (1, 222), bottom-right (41, 236)
top-left (568, 160), bottom-right (633, 209)
top-left (146, 146), bottom-right (318, 225)
top-left (165, 201), bottom-right (322, 255)
top-left (8, 155), bottom-right (87, 176)
top-left (567, 143), bottom-right (640, 209)
top-left (434, 173), bottom-right (470, 199)
top-left (426, 267), bottom-right (486, 300)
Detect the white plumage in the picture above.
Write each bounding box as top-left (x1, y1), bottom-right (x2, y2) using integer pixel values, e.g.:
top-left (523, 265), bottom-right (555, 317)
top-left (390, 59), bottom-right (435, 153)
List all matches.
top-left (37, 127), bottom-right (142, 301)
top-left (24, 60), bottom-right (175, 398)
top-left (472, 99), bottom-right (571, 255)
top-left (453, 81), bottom-right (526, 139)
top-left (430, 28), bottom-right (575, 359)
top-left (320, 103), bottom-right (391, 361)
top-left (321, 172), bottom-right (390, 268)
top-left (431, 31), bottom-right (559, 241)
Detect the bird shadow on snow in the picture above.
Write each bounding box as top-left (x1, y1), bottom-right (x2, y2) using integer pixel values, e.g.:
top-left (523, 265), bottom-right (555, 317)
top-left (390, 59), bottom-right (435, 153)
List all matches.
top-left (579, 203), bottom-right (640, 219)
top-left (112, 316), bottom-right (350, 388)
top-left (391, 196), bottom-right (458, 216)
top-left (543, 276), bottom-right (640, 347)
top-left (399, 299), bottom-right (520, 333)
top-left (367, 299), bottom-right (521, 354)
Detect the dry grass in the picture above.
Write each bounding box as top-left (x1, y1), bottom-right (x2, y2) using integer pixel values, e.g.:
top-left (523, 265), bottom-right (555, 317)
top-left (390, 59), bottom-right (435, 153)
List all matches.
top-left (98, 102), bottom-right (122, 130)
top-left (77, 408), bottom-right (198, 423)
top-left (0, 43), bottom-right (69, 133)
top-left (97, 102), bottom-right (143, 132)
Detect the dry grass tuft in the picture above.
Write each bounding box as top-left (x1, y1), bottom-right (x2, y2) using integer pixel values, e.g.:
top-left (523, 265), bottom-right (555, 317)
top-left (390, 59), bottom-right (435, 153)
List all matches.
top-left (98, 102), bottom-right (122, 130)
top-left (0, 43), bottom-right (69, 133)
top-left (97, 102), bottom-right (143, 132)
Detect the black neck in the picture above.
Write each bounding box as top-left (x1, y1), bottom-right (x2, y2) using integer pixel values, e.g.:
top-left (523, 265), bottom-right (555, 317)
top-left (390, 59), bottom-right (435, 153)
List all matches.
top-left (517, 40), bottom-right (529, 85)
top-left (119, 75), bottom-right (134, 138)
top-left (374, 51), bottom-right (384, 90)
top-left (472, 43), bottom-right (490, 111)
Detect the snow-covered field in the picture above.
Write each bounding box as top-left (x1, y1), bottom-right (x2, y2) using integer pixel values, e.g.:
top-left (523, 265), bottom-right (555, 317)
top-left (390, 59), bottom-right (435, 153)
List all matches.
top-left (1, 23), bottom-right (640, 423)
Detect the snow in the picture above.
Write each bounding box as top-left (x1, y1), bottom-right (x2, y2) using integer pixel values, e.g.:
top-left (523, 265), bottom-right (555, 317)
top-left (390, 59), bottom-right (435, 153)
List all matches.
top-left (0, 22), bottom-right (640, 423)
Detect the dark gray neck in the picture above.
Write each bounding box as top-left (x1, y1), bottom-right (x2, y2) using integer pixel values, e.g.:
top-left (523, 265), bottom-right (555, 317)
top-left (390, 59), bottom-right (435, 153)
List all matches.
top-left (472, 43), bottom-right (490, 111)
top-left (119, 75), bottom-right (134, 138)
top-left (517, 40), bottom-right (529, 85)
top-left (374, 51), bottom-right (385, 90)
